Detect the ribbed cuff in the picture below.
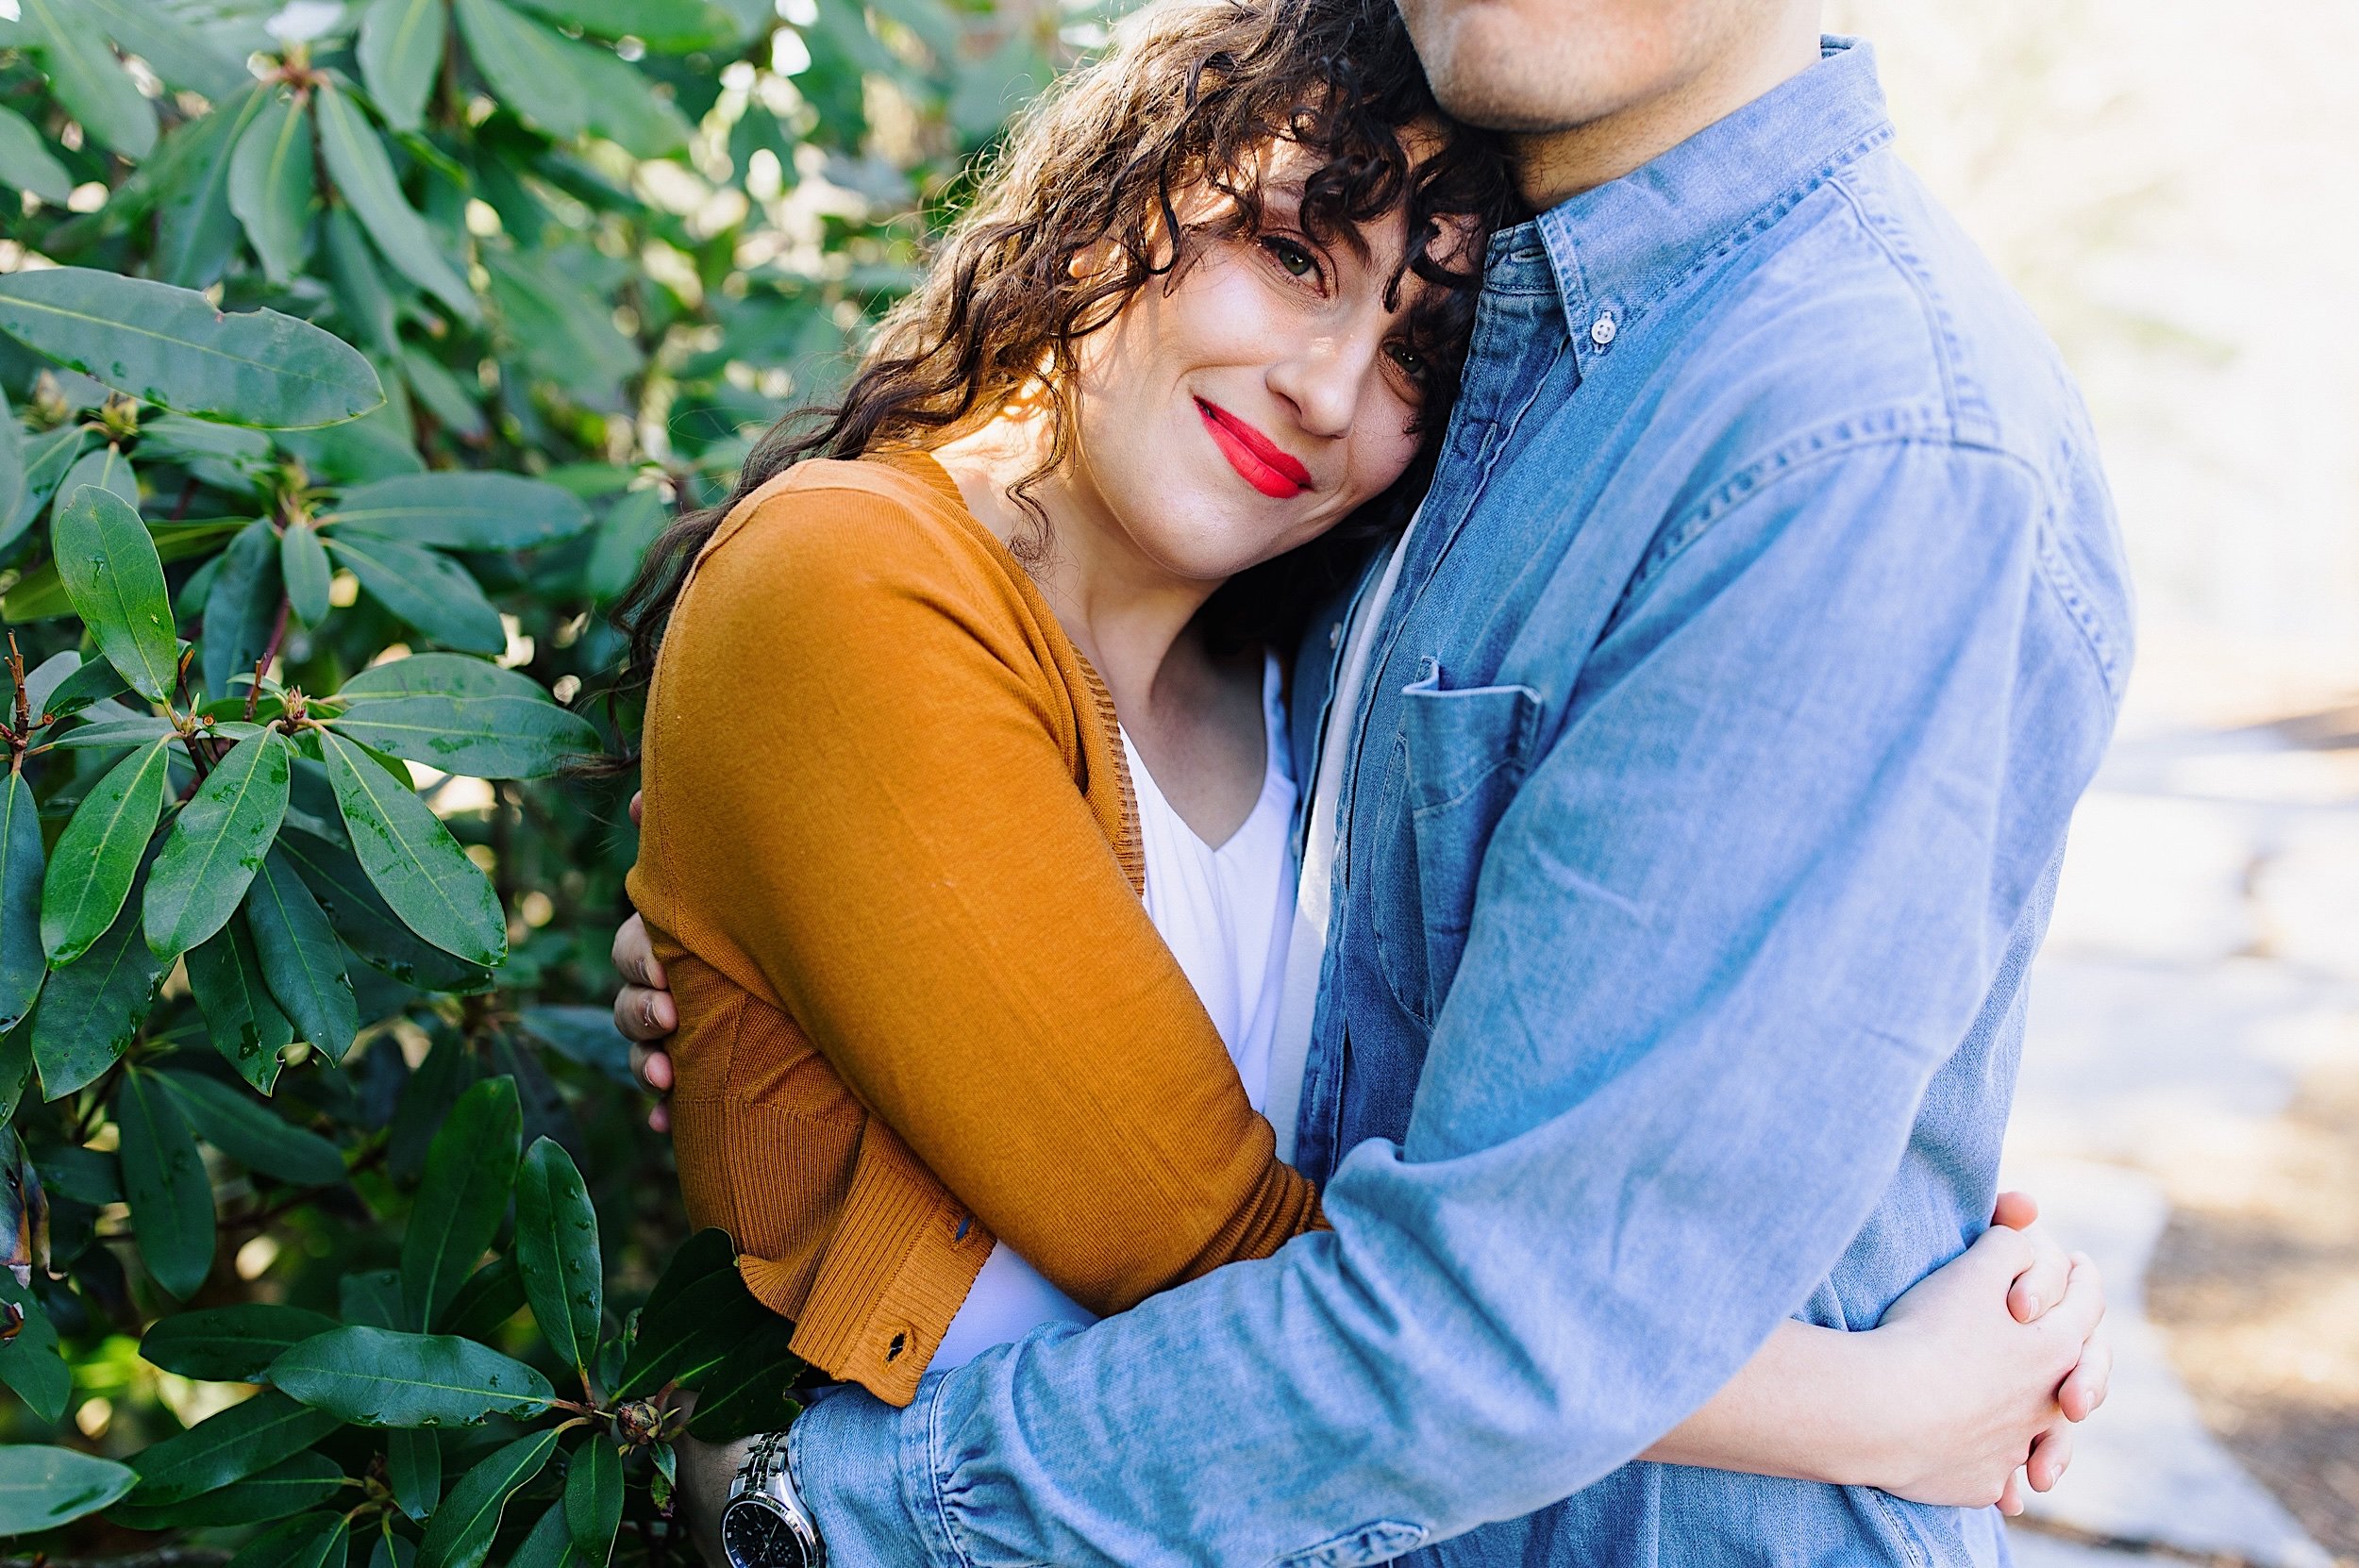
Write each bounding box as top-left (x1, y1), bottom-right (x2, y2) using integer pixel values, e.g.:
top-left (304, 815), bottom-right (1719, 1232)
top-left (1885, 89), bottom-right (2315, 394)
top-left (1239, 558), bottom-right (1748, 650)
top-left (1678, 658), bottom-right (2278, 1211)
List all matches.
top-left (792, 1377), bottom-right (966, 1568)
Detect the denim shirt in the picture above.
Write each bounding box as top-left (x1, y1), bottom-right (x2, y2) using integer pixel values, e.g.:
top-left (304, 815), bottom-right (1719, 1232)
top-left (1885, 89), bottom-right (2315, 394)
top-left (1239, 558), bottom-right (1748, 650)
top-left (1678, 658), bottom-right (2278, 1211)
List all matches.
top-left (794, 38), bottom-right (2133, 1568)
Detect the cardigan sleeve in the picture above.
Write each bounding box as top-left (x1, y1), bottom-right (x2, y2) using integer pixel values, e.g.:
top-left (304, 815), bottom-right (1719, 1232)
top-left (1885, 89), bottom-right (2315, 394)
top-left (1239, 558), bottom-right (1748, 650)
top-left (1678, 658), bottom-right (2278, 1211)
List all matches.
top-left (633, 477), bottom-right (1321, 1315)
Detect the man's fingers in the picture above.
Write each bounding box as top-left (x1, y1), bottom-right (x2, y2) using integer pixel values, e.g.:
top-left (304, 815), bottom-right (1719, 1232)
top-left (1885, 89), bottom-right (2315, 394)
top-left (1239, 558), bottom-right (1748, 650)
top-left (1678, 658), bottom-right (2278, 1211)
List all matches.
top-left (628, 1040), bottom-right (676, 1093)
top-left (630, 791), bottom-right (644, 826)
top-left (648, 1102), bottom-right (670, 1135)
top-left (1990, 1190), bottom-right (2041, 1231)
top-left (2009, 1224), bottom-right (2072, 1324)
top-left (2059, 1319), bottom-right (2114, 1421)
top-left (611, 913), bottom-right (666, 991)
top-left (614, 983), bottom-right (678, 1043)
top-left (2027, 1422), bottom-right (2074, 1493)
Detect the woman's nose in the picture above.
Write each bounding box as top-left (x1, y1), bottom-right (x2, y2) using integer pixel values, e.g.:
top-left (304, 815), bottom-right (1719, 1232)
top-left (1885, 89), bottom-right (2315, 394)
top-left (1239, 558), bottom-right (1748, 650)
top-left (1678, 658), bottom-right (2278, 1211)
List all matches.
top-left (1264, 333), bottom-right (1367, 440)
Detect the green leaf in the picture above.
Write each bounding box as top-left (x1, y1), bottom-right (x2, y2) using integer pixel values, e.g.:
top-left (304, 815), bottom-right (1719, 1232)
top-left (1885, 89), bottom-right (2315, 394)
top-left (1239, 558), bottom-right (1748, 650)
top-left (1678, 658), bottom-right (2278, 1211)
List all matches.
top-left (360, 0), bottom-right (449, 134)
top-left (401, 1076), bottom-right (520, 1332)
top-left (330, 654), bottom-right (596, 779)
top-left (155, 85), bottom-right (271, 291)
top-left (329, 472), bottom-right (594, 552)
top-left (511, 0), bottom-right (742, 50)
top-left (314, 83), bottom-right (479, 323)
top-left (78, 0), bottom-right (251, 96)
top-left (159, 1069), bottom-right (346, 1186)
top-left (0, 1445), bottom-right (138, 1536)
top-left (203, 518), bottom-right (284, 699)
top-left (28, 887), bottom-right (167, 1098)
top-left (40, 736), bottom-right (171, 966)
top-left (44, 712), bottom-right (177, 750)
top-left (281, 522), bottom-right (333, 627)
top-left (614, 1259), bottom-right (772, 1400)
top-left (341, 1268), bottom-right (405, 1330)
top-left (584, 488), bottom-right (667, 601)
top-left (50, 483), bottom-right (176, 704)
top-left (0, 105), bottom-right (72, 207)
top-left (0, 425), bottom-right (91, 559)
top-left (325, 533), bottom-right (507, 655)
top-left (416, 1428), bottom-right (560, 1568)
top-left (144, 730), bottom-right (294, 959)
top-left (515, 1137), bottom-right (600, 1377)
top-left (0, 1025), bottom-right (31, 1127)
top-left (269, 1326), bottom-right (555, 1426)
top-left (28, 651), bottom-right (126, 725)
top-left (116, 1066), bottom-right (217, 1299)
top-left (454, 0), bottom-right (691, 157)
top-left (109, 1451), bottom-right (344, 1530)
top-left (230, 92), bottom-right (321, 286)
top-left (515, 1007), bottom-right (632, 1086)
top-left (142, 1303), bottom-right (341, 1382)
top-left (324, 207), bottom-right (402, 360)
top-left (0, 1277), bottom-right (72, 1424)
top-left (389, 1428), bottom-right (440, 1521)
top-left (509, 1499), bottom-right (573, 1568)
top-left (682, 1314), bottom-right (805, 1443)
top-left (0, 771), bottom-right (43, 1033)
top-left (322, 729), bottom-right (506, 966)
top-left (484, 250), bottom-right (641, 409)
top-left (245, 848), bottom-right (360, 1059)
top-left (185, 920), bottom-right (297, 1093)
top-left (277, 826), bottom-right (493, 993)
top-left (563, 1440), bottom-right (622, 1568)
top-left (0, 269), bottom-right (384, 430)
top-left (438, 1254), bottom-right (526, 1341)
top-left (20, 0), bottom-right (157, 158)
top-left (0, 394), bottom-right (20, 533)
top-left (398, 344), bottom-right (488, 440)
top-left (59, 443), bottom-right (142, 518)
top-left (225, 1509), bottom-right (346, 1568)
top-left (129, 1390), bottom-right (343, 1505)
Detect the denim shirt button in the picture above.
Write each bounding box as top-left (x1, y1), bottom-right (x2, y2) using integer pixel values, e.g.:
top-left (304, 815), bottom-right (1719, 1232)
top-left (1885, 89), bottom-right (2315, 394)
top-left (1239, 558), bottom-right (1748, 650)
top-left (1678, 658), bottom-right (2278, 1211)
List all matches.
top-left (1589, 312), bottom-right (1617, 347)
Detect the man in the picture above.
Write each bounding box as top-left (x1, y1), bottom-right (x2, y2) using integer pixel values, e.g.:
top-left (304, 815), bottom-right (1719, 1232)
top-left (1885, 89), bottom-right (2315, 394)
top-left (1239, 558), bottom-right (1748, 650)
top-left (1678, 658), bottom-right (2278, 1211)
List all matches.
top-left (612, 0), bottom-right (2131, 1560)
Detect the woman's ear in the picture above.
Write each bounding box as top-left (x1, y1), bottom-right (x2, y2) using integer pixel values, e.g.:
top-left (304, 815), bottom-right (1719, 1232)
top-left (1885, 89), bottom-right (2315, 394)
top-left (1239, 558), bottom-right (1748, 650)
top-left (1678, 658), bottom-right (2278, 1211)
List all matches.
top-left (1067, 237), bottom-right (1122, 281)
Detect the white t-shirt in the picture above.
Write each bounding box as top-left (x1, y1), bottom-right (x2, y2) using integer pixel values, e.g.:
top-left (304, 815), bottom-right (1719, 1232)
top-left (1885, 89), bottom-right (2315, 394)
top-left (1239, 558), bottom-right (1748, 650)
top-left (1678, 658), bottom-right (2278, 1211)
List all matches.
top-left (930, 653), bottom-right (1298, 1370)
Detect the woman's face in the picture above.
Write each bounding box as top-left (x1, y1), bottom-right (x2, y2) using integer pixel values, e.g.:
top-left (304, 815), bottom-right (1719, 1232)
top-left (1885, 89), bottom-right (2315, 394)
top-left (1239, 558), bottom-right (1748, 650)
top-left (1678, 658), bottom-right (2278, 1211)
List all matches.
top-left (1059, 142), bottom-right (1463, 586)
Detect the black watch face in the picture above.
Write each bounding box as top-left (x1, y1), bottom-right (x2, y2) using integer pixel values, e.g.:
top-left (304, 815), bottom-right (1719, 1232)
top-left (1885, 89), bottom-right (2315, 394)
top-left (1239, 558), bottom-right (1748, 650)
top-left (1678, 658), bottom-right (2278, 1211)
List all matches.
top-left (723, 1498), bottom-right (812, 1568)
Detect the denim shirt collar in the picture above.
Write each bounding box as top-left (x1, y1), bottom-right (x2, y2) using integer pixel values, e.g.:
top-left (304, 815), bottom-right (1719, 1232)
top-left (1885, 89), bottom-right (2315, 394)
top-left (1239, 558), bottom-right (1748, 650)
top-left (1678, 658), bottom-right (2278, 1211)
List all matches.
top-left (1523, 36), bottom-right (1895, 359)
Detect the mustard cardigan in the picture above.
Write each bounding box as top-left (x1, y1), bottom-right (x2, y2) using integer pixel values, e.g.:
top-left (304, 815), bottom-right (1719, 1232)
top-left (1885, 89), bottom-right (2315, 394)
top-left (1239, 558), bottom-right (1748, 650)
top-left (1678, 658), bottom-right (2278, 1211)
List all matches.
top-left (627, 450), bottom-right (1321, 1406)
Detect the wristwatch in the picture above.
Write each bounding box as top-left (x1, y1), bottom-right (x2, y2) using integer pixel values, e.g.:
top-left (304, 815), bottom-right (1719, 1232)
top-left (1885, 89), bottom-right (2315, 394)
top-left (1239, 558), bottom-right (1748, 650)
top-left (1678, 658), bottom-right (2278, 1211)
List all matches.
top-left (719, 1428), bottom-right (826, 1568)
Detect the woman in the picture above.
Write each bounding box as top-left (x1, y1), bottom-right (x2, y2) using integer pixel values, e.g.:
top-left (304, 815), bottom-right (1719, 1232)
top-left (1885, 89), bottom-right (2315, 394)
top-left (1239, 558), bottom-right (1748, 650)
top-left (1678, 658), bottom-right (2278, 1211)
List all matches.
top-left (615, 0), bottom-right (2102, 1536)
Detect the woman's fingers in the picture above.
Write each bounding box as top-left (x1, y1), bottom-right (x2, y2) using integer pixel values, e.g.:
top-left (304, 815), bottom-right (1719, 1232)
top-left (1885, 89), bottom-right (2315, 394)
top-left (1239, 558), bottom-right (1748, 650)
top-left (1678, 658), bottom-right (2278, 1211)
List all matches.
top-left (1999, 1468), bottom-right (2027, 1516)
top-left (2009, 1221), bottom-right (2072, 1324)
top-left (629, 790), bottom-right (644, 826)
top-left (627, 1042), bottom-right (674, 1134)
top-left (2027, 1419), bottom-right (2074, 1492)
top-left (1990, 1190), bottom-right (2041, 1231)
top-left (2059, 1303), bottom-right (2114, 1421)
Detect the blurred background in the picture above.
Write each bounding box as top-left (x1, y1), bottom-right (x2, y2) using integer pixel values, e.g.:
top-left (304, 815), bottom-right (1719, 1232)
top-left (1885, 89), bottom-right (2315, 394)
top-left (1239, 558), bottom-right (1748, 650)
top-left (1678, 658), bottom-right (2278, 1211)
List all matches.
top-left (1830, 3), bottom-right (2359, 1563)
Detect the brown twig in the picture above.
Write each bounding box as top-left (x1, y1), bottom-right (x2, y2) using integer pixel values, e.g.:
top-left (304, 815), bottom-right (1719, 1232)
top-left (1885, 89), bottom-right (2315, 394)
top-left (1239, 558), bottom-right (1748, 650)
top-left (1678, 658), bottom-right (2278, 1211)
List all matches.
top-left (244, 597), bottom-right (293, 722)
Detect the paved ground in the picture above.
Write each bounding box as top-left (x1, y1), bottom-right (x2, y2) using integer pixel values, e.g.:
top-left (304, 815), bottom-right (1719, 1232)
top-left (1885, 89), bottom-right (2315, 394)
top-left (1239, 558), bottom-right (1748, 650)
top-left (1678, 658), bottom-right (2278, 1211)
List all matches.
top-left (2000, 709), bottom-right (2359, 1567)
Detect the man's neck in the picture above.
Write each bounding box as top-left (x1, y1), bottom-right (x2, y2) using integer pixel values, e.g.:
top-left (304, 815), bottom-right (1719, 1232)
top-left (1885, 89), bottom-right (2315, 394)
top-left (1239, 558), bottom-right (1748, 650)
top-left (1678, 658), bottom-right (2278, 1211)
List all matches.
top-left (1511, 14), bottom-right (1825, 210)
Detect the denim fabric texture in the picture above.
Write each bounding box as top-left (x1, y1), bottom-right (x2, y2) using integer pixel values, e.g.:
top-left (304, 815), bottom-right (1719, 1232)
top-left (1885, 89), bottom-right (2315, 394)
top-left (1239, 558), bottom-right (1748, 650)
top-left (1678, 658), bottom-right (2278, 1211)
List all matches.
top-left (793, 38), bottom-right (2133, 1568)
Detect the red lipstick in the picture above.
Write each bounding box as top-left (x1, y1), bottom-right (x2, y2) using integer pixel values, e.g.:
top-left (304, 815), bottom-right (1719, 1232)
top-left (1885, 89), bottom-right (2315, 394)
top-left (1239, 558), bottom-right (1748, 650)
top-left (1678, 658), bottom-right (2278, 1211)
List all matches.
top-left (1196, 398), bottom-right (1313, 499)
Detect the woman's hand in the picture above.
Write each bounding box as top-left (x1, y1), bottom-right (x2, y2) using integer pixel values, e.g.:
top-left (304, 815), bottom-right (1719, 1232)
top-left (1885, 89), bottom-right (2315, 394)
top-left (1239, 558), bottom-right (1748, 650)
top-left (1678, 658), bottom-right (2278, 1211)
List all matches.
top-left (1869, 1194), bottom-right (2112, 1511)
top-left (613, 792), bottom-right (679, 1132)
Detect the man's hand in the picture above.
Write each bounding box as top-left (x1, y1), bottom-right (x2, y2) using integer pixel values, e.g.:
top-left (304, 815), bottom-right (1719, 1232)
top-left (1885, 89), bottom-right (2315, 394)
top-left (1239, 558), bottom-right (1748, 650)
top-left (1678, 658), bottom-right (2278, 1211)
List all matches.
top-left (615, 792), bottom-right (679, 1133)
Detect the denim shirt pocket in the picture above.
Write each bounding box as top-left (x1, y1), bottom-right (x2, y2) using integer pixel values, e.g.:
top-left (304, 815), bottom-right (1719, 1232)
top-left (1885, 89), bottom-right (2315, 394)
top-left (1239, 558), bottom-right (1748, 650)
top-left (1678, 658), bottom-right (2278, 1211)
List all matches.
top-left (1370, 667), bottom-right (1544, 1026)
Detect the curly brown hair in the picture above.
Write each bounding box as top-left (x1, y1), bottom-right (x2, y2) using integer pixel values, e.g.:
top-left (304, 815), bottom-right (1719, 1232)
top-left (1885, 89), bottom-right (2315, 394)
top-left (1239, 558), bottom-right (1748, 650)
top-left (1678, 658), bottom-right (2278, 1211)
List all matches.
top-left (616, 0), bottom-right (1515, 677)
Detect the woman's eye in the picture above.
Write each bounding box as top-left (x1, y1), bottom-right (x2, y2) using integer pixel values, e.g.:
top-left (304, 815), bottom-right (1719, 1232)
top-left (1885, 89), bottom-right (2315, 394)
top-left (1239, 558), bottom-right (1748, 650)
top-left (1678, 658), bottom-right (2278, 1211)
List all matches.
top-left (1385, 341), bottom-right (1428, 380)
top-left (1261, 236), bottom-right (1319, 280)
